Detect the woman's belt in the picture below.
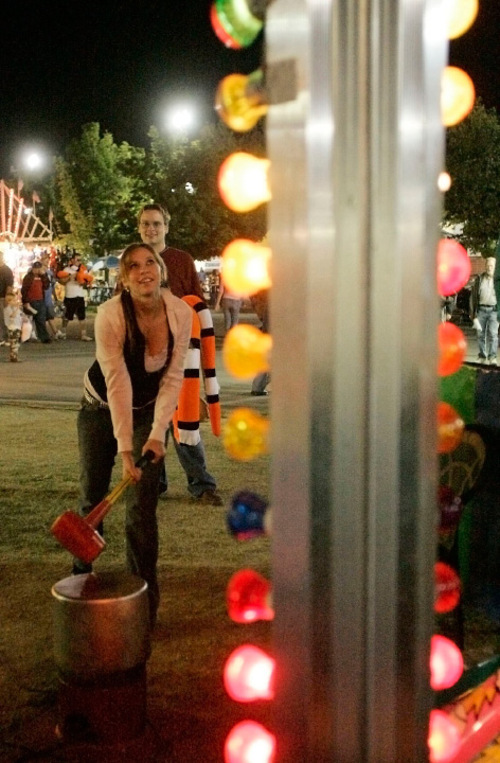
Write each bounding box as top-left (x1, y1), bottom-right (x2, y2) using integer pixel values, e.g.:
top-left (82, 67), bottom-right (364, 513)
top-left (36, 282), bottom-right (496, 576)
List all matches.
top-left (83, 387), bottom-right (156, 411)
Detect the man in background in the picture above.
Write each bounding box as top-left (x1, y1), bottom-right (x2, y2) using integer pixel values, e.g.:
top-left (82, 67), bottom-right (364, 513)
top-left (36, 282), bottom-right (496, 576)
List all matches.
top-left (58, 252), bottom-right (93, 341)
top-left (470, 256), bottom-right (499, 365)
top-left (138, 203), bottom-right (222, 505)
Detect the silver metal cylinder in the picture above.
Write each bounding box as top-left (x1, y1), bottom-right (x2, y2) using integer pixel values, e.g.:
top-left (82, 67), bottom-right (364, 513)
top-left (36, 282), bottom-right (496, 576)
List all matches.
top-left (52, 571), bottom-right (150, 681)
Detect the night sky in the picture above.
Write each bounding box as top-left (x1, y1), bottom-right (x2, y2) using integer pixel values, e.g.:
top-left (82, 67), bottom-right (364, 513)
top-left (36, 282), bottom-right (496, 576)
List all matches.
top-left (0, 0), bottom-right (498, 178)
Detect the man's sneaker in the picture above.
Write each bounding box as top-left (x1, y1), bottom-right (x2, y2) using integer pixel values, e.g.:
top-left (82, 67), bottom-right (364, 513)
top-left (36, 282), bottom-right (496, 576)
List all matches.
top-left (489, 357), bottom-right (498, 366)
top-left (195, 490), bottom-right (223, 506)
top-left (55, 330), bottom-right (65, 340)
top-left (81, 335), bottom-right (93, 342)
top-left (477, 355), bottom-right (487, 363)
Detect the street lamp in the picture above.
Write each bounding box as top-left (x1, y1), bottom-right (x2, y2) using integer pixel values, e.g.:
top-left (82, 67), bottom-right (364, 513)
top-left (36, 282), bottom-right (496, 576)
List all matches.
top-left (165, 104), bottom-right (197, 135)
top-left (23, 151), bottom-right (44, 172)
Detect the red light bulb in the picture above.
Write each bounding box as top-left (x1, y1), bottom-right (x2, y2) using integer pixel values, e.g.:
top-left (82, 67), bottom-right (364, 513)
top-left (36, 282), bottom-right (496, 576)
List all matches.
top-left (437, 239), bottom-right (471, 297)
top-left (227, 568), bottom-right (274, 623)
top-left (224, 720), bottom-right (276, 763)
top-left (438, 322), bottom-right (466, 377)
top-left (430, 635), bottom-right (464, 690)
top-left (428, 709), bottom-right (461, 763)
top-left (437, 401), bottom-right (464, 454)
top-left (223, 644), bottom-right (275, 702)
top-left (434, 561), bottom-right (461, 614)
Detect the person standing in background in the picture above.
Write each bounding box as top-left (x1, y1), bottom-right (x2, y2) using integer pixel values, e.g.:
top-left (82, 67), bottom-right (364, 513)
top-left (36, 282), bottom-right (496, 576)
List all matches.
top-left (21, 261), bottom-right (52, 344)
top-left (41, 252), bottom-right (64, 340)
top-left (215, 281), bottom-right (242, 333)
top-left (470, 256), bottom-right (499, 365)
top-left (0, 251), bottom-right (14, 346)
top-left (58, 252), bottom-right (93, 341)
top-left (138, 203), bottom-right (222, 505)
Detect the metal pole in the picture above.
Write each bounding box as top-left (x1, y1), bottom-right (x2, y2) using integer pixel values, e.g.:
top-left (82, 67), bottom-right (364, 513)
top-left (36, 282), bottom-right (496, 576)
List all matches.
top-left (267, 1), bottom-right (448, 759)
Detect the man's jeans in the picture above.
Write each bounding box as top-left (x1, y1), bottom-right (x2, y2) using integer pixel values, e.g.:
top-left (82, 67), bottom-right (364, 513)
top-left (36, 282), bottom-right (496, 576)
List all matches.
top-left (159, 426), bottom-right (217, 498)
top-left (477, 306), bottom-right (499, 360)
top-left (76, 400), bottom-right (163, 622)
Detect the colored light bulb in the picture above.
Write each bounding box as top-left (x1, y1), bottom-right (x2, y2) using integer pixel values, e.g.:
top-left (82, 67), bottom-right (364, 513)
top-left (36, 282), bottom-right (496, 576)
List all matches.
top-left (221, 239), bottom-right (272, 297)
top-left (224, 720), bottom-right (277, 763)
top-left (224, 644), bottom-right (275, 702)
top-left (434, 561), bottom-right (461, 614)
top-left (224, 407), bottom-right (269, 461)
top-left (438, 322), bottom-right (466, 377)
top-left (438, 172), bottom-right (452, 192)
top-left (227, 568), bottom-right (274, 623)
top-left (448, 0), bottom-right (478, 40)
top-left (215, 70), bottom-right (268, 132)
top-left (428, 709), bottom-right (461, 763)
top-left (437, 239), bottom-right (471, 297)
top-left (437, 401), bottom-right (464, 454)
top-left (224, 324), bottom-right (272, 380)
top-left (218, 152), bottom-right (271, 212)
top-left (441, 66), bottom-right (475, 127)
top-left (430, 635), bottom-right (464, 690)
top-left (211, 0), bottom-right (265, 49)
top-left (438, 485), bottom-right (463, 535)
top-left (227, 490), bottom-right (269, 539)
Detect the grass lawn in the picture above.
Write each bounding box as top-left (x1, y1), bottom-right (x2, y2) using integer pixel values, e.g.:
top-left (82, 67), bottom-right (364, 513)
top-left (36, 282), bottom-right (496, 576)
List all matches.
top-left (0, 404), bottom-right (271, 762)
top-left (1, 400), bottom-right (499, 762)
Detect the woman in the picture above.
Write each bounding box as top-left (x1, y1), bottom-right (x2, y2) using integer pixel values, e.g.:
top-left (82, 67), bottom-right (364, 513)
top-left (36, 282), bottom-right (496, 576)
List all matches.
top-left (75, 242), bottom-right (192, 627)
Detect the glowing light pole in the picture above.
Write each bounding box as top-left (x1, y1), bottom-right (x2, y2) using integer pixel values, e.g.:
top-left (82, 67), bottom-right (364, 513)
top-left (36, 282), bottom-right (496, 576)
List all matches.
top-left (165, 104), bottom-right (197, 136)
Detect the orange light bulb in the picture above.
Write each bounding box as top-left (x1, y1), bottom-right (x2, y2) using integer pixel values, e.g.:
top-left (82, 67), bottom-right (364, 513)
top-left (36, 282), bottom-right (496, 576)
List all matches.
top-left (448, 0), bottom-right (478, 40)
top-left (223, 324), bottom-right (272, 379)
top-left (221, 239), bottom-right (271, 297)
top-left (224, 720), bottom-right (276, 763)
top-left (218, 152), bottom-right (271, 212)
top-left (224, 407), bottom-right (269, 461)
top-left (215, 70), bottom-right (268, 132)
top-left (438, 322), bottom-right (466, 377)
top-left (437, 401), bottom-right (465, 454)
top-left (441, 66), bottom-right (475, 127)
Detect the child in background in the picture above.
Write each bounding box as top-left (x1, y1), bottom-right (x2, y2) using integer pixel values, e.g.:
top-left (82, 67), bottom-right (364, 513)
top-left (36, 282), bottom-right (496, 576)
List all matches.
top-left (3, 290), bottom-right (24, 362)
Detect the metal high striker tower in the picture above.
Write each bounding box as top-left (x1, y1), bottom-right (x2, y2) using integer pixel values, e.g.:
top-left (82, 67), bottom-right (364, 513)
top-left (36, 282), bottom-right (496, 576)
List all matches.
top-left (267, 1), bottom-right (447, 759)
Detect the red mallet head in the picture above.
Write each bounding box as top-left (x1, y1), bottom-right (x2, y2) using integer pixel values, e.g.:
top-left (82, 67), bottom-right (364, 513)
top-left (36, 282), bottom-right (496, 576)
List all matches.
top-left (50, 510), bottom-right (106, 564)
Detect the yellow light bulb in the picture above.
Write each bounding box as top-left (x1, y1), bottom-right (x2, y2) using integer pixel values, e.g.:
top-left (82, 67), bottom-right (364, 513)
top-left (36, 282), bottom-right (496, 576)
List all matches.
top-left (218, 152), bottom-right (271, 212)
top-left (448, 0), bottom-right (478, 39)
top-left (441, 66), bottom-right (475, 127)
top-left (223, 324), bottom-right (272, 379)
top-left (215, 70), bottom-right (268, 132)
top-left (221, 239), bottom-right (271, 297)
top-left (224, 408), bottom-right (269, 461)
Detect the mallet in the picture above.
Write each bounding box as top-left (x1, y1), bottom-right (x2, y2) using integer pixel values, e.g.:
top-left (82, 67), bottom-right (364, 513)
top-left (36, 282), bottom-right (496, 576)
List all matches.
top-left (50, 452), bottom-right (154, 564)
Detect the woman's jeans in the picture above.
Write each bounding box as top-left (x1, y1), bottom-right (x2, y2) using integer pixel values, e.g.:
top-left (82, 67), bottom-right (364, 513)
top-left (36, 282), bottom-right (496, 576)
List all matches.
top-left (76, 399), bottom-right (163, 623)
